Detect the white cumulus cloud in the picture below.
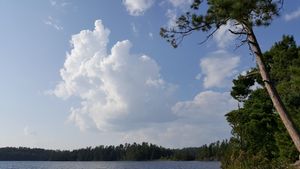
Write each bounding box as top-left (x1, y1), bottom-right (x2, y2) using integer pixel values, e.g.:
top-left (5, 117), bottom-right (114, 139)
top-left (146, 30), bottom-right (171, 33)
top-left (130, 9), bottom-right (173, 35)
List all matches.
top-left (199, 50), bottom-right (240, 89)
top-left (123, 0), bottom-right (155, 16)
top-left (214, 20), bottom-right (243, 49)
top-left (172, 91), bottom-right (236, 120)
top-left (53, 20), bottom-right (176, 132)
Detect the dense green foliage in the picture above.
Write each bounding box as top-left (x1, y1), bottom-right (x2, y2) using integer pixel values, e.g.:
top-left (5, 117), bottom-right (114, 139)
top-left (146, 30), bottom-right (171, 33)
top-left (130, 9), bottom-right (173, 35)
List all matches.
top-left (0, 141), bottom-right (228, 161)
top-left (222, 36), bottom-right (300, 169)
top-left (172, 140), bottom-right (229, 161)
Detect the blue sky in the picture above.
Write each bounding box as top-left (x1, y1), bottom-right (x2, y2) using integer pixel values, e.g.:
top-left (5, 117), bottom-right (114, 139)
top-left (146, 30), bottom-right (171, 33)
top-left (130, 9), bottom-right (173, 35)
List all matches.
top-left (0, 0), bottom-right (300, 149)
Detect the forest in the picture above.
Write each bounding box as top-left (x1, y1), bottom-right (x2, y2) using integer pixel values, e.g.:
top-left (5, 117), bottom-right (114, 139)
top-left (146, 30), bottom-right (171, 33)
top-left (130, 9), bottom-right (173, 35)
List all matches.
top-left (0, 141), bottom-right (228, 161)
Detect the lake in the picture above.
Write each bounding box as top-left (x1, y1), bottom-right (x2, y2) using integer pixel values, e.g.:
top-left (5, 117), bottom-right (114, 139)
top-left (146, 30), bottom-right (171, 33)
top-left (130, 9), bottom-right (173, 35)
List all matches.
top-left (0, 161), bottom-right (220, 169)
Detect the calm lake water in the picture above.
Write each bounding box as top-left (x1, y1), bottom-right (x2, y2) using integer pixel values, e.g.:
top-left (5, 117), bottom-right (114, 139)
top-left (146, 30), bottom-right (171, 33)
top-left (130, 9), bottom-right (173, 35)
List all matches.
top-left (0, 161), bottom-right (220, 169)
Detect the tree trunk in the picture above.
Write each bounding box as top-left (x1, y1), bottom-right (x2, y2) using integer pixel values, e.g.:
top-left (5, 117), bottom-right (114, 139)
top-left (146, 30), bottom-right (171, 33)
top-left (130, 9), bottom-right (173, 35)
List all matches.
top-left (246, 27), bottom-right (300, 153)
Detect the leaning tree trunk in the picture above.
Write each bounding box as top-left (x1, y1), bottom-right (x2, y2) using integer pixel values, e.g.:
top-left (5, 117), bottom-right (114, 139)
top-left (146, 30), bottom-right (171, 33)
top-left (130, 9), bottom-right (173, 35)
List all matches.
top-left (246, 27), bottom-right (300, 153)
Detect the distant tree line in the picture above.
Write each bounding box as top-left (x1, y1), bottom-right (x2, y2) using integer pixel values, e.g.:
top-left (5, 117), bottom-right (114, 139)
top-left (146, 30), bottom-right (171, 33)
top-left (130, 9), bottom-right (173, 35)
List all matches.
top-left (0, 141), bottom-right (228, 161)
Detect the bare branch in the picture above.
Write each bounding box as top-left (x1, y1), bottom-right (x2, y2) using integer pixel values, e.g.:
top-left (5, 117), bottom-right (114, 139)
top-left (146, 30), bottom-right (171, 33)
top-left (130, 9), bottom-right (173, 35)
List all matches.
top-left (198, 27), bottom-right (219, 45)
top-left (228, 29), bottom-right (247, 35)
top-left (234, 39), bottom-right (248, 51)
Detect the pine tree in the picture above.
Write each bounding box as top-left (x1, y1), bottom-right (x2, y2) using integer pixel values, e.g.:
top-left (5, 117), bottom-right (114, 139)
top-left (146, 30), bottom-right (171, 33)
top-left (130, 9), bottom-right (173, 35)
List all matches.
top-left (160, 0), bottom-right (300, 153)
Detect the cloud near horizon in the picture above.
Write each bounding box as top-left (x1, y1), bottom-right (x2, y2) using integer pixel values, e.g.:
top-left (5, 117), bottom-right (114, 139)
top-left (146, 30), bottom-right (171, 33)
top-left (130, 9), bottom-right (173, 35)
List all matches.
top-left (123, 90), bottom-right (236, 147)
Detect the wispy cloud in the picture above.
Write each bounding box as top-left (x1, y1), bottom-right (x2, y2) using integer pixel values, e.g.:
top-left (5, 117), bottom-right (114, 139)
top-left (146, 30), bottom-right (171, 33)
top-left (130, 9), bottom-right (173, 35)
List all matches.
top-left (44, 16), bottom-right (63, 31)
top-left (123, 0), bottom-right (155, 16)
top-left (50, 0), bottom-right (70, 8)
top-left (23, 126), bottom-right (37, 136)
top-left (284, 7), bottom-right (300, 21)
top-left (50, 0), bottom-right (57, 6)
top-left (148, 32), bottom-right (154, 39)
top-left (131, 22), bottom-right (139, 36)
top-left (165, 9), bottom-right (178, 28)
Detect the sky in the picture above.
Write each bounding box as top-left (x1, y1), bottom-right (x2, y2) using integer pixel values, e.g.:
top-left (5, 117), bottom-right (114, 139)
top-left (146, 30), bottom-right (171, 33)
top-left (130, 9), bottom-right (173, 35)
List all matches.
top-left (0, 0), bottom-right (300, 150)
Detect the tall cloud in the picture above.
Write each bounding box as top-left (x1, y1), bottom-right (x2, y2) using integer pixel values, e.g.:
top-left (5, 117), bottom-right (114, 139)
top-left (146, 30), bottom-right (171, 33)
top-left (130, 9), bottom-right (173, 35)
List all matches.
top-left (53, 20), bottom-right (176, 131)
top-left (123, 0), bottom-right (155, 16)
